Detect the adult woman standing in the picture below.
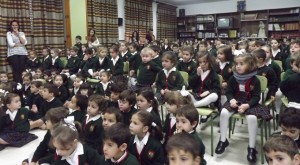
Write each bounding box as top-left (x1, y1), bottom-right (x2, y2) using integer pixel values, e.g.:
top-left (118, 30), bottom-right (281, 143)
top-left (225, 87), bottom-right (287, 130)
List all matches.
top-left (87, 28), bottom-right (100, 48)
top-left (6, 20), bottom-right (28, 83)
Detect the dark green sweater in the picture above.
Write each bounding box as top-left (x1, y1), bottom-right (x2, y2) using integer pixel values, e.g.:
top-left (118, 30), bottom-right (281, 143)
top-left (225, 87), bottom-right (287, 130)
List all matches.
top-left (65, 56), bottom-right (80, 74)
top-left (189, 70), bottom-right (221, 95)
top-left (39, 98), bottom-right (63, 118)
top-left (1, 108), bottom-right (30, 132)
top-left (119, 51), bottom-right (132, 62)
top-left (267, 60), bottom-right (282, 86)
top-left (104, 152), bottom-right (139, 165)
top-left (214, 62), bottom-right (233, 82)
top-left (280, 72), bottom-right (300, 103)
top-left (121, 107), bottom-right (138, 126)
top-left (190, 131), bottom-right (206, 165)
top-left (177, 60), bottom-right (197, 80)
top-left (137, 61), bottom-right (162, 86)
top-left (128, 53), bottom-right (142, 72)
top-left (257, 65), bottom-right (278, 100)
top-left (93, 56), bottom-right (110, 72)
top-left (156, 69), bottom-right (184, 92)
top-left (108, 57), bottom-right (124, 76)
top-left (31, 130), bottom-right (54, 163)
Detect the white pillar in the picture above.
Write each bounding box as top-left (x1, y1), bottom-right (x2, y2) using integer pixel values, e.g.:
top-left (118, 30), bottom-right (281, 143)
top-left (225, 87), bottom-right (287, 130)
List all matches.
top-left (152, 2), bottom-right (158, 39)
top-left (117, 0), bottom-right (125, 41)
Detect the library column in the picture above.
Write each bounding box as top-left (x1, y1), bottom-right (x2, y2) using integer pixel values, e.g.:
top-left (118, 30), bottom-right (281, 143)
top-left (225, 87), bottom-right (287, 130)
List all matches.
top-left (117, 0), bottom-right (125, 41)
top-left (152, 2), bottom-right (158, 39)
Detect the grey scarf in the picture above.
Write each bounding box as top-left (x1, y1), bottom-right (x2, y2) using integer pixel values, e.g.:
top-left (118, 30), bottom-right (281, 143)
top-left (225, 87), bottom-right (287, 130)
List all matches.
top-left (233, 71), bottom-right (257, 84)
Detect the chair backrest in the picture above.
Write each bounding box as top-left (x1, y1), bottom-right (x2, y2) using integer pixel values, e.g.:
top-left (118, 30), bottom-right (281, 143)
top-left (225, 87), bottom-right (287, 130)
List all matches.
top-left (123, 61), bottom-right (129, 74)
top-left (280, 71), bottom-right (286, 81)
top-left (218, 74), bottom-right (223, 86)
top-left (256, 75), bottom-right (268, 93)
top-left (60, 57), bottom-right (68, 67)
top-left (179, 71), bottom-right (189, 87)
top-left (274, 60), bottom-right (283, 72)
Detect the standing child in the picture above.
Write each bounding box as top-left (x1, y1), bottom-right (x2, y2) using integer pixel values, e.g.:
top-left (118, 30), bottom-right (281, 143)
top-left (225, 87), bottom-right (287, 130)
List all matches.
top-left (177, 46), bottom-right (197, 80)
top-left (25, 50), bottom-right (41, 73)
top-left (108, 45), bottom-right (124, 76)
top-left (95, 71), bottom-right (112, 99)
top-left (41, 48), bottom-right (51, 72)
top-left (66, 94), bottom-right (88, 122)
top-left (103, 123), bottom-right (139, 165)
top-left (175, 104), bottom-right (206, 165)
top-left (128, 111), bottom-right (165, 165)
top-left (261, 45), bottom-right (281, 85)
top-left (21, 73), bottom-right (32, 108)
top-left (118, 89), bottom-right (138, 126)
top-left (82, 94), bottom-right (107, 154)
top-left (0, 93), bottom-right (37, 150)
top-left (119, 41), bottom-right (131, 62)
top-left (102, 107), bottom-right (123, 130)
top-left (128, 42), bottom-right (142, 78)
top-left (74, 35), bottom-right (83, 59)
top-left (215, 54), bottom-right (272, 163)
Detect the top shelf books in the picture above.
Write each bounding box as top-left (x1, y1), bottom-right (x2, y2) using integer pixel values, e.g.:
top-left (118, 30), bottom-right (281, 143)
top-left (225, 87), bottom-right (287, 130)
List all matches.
top-left (269, 8), bottom-right (299, 16)
top-left (196, 15), bottom-right (214, 23)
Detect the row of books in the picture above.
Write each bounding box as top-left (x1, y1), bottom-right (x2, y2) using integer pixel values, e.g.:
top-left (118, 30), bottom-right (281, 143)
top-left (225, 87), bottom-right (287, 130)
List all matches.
top-left (269, 23), bottom-right (299, 31)
top-left (269, 16), bottom-right (299, 22)
top-left (270, 32), bottom-right (299, 38)
top-left (197, 32), bottom-right (215, 38)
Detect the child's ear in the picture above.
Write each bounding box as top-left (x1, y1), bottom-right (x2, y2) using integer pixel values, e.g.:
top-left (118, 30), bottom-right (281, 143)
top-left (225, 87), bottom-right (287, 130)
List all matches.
top-left (119, 143), bottom-right (127, 152)
top-left (142, 126), bottom-right (149, 133)
top-left (193, 156), bottom-right (201, 165)
top-left (293, 154), bottom-right (300, 165)
top-left (191, 121), bottom-right (198, 129)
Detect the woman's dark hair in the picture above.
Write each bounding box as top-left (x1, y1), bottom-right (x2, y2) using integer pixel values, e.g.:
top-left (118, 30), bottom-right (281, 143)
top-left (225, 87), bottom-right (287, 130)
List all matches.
top-left (131, 30), bottom-right (140, 42)
top-left (9, 20), bottom-right (20, 32)
top-left (88, 28), bottom-right (96, 42)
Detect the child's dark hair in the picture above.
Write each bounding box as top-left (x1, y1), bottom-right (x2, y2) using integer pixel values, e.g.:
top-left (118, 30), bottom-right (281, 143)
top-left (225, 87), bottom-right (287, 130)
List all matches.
top-left (119, 89), bottom-right (136, 107)
top-left (85, 48), bottom-right (93, 55)
top-left (183, 46), bottom-right (195, 56)
top-left (74, 94), bottom-right (88, 111)
top-left (110, 45), bottom-right (119, 53)
top-left (279, 107), bottom-right (300, 129)
top-left (196, 50), bottom-right (216, 70)
top-left (88, 94), bottom-right (108, 113)
top-left (70, 46), bottom-right (79, 52)
top-left (104, 107), bottom-right (123, 123)
top-left (31, 80), bottom-right (43, 88)
top-left (252, 49), bottom-right (267, 61)
top-left (129, 42), bottom-right (138, 50)
top-left (137, 87), bottom-right (159, 115)
top-left (4, 93), bottom-right (19, 105)
top-left (176, 104), bottom-right (199, 130)
top-left (80, 82), bottom-right (92, 96)
top-left (263, 135), bottom-right (299, 159)
top-left (103, 122), bottom-right (130, 147)
top-left (54, 74), bottom-right (68, 86)
top-left (218, 45), bottom-right (233, 62)
top-left (133, 111), bottom-right (163, 140)
top-left (0, 71), bottom-right (8, 76)
top-left (45, 107), bottom-right (69, 125)
top-left (172, 43), bottom-right (179, 48)
top-left (232, 53), bottom-right (258, 73)
top-left (162, 51), bottom-right (178, 66)
top-left (199, 41), bottom-right (208, 47)
top-left (166, 132), bottom-right (200, 158)
top-left (164, 91), bottom-right (193, 108)
top-left (23, 72), bottom-right (33, 81)
top-left (149, 45), bottom-right (161, 54)
top-left (290, 39), bottom-right (300, 46)
top-left (254, 40), bottom-right (266, 47)
top-left (75, 35), bottom-right (82, 40)
top-left (111, 81), bottom-right (127, 94)
top-left (43, 83), bottom-right (59, 97)
top-left (100, 71), bottom-right (111, 80)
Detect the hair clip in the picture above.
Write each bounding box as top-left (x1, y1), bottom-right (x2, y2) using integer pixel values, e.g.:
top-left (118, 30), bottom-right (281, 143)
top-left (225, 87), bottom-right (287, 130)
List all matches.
top-left (63, 116), bottom-right (77, 131)
top-left (0, 89), bottom-right (9, 97)
top-left (180, 86), bottom-right (189, 97)
top-left (151, 122), bottom-right (157, 127)
top-left (16, 83), bottom-right (22, 90)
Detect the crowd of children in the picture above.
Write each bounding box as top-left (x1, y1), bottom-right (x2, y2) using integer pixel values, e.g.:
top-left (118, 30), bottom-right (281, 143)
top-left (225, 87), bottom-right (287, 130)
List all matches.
top-left (0, 36), bottom-right (300, 165)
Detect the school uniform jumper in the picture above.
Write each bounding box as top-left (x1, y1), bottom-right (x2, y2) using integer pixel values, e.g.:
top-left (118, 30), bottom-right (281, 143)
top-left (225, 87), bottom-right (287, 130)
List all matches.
top-left (257, 65), bottom-right (278, 100)
top-left (137, 61), bottom-right (162, 87)
top-left (177, 60), bottom-right (197, 80)
top-left (31, 130), bottom-right (55, 163)
top-left (108, 56), bottom-right (124, 76)
top-left (190, 131), bottom-right (207, 165)
top-left (280, 72), bottom-right (300, 103)
top-left (121, 107), bottom-right (138, 126)
top-left (95, 82), bottom-right (112, 97)
top-left (65, 56), bottom-right (80, 75)
top-left (104, 151), bottom-right (139, 165)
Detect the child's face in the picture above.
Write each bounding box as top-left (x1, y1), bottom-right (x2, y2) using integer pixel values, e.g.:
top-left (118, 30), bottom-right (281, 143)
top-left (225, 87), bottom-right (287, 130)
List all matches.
top-left (234, 57), bottom-right (248, 74)
top-left (176, 115), bottom-right (196, 133)
top-left (103, 139), bottom-right (124, 160)
top-left (73, 78), bottom-right (82, 88)
top-left (290, 43), bottom-right (300, 56)
top-left (198, 44), bottom-right (206, 51)
top-left (129, 114), bottom-right (146, 135)
top-left (128, 46), bottom-right (136, 53)
top-left (265, 150), bottom-right (300, 165)
top-left (172, 47), bottom-right (179, 53)
top-left (103, 113), bottom-right (117, 130)
top-left (216, 41), bottom-right (222, 49)
top-left (82, 46), bottom-right (86, 52)
top-left (30, 84), bottom-right (39, 94)
top-left (87, 101), bottom-right (100, 116)
top-left (110, 49), bottom-right (118, 58)
top-left (42, 49), bottom-right (48, 56)
top-left (291, 61), bottom-right (300, 73)
top-left (118, 99), bottom-right (131, 112)
top-left (50, 50), bottom-right (57, 58)
top-left (165, 102), bottom-right (177, 114)
top-left (53, 139), bottom-right (77, 157)
top-left (231, 44), bottom-right (237, 51)
top-left (198, 56), bottom-right (209, 71)
top-left (23, 76), bottom-right (31, 85)
top-left (89, 29), bottom-right (95, 36)
top-left (119, 43), bottom-right (127, 52)
top-left (99, 50), bottom-right (107, 58)
top-left (75, 38), bottom-right (81, 43)
top-left (281, 125), bottom-right (300, 140)
top-left (29, 52), bottom-right (36, 59)
top-left (162, 58), bottom-right (174, 71)
top-left (141, 52), bottom-right (152, 63)
top-left (262, 47), bottom-right (271, 61)
top-left (70, 50), bottom-right (77, 56)
top-left (41, 88), bottom-right (53, 100)
top-left (110, 92), bottom-right (120, 102)
top-left (217, 50), bottom-right (226, 62)
top-left (100, 73), bottom-right (109, 83)
top-left (182, 51), bottom-right (192, 63)
top-left (80, 89), bottom-right (89, 96)
top-left (7, 96), bottom-right (21, 110)
top-left (36, 69), bottom-right (43, 78)
top-left (136, 95), bottom-right (151, 111)
top-left (45, 119), bottom-right (54, 130)
top-left (0, 74), bottom-right (8, 83)
top-left (54, 76), bottom-right (63, 87)
top-left (68, 96), bottom-right (78, 110)
top-left (51, 72), bottom-right (57, 80)
top-left (271, 40), bottom-right (280, 49)
top-left (168, 149), bottom-right (200, 165)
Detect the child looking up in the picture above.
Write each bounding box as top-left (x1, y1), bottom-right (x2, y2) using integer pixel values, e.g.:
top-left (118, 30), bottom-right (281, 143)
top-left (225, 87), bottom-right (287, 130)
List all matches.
top-left (102, 107), bottom-right (123, 130)
top-left (177, 46), bottom-right (196, 80)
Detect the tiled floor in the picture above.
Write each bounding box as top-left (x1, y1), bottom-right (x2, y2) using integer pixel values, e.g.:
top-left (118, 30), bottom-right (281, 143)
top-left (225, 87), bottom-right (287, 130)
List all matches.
top-left (0, 117), bottom-right (272, 165)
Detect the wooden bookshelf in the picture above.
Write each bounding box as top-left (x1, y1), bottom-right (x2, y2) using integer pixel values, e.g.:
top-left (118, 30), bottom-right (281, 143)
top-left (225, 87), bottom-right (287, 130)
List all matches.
top-left (177, 16), bottom-right (196, 41)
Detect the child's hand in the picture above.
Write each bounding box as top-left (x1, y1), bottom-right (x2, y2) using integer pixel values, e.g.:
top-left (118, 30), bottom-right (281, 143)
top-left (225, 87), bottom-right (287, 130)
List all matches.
top-left (200, 91), bottom-right (210, 97)
top-left (104, 96), bottom-right (110, 100)
top-left (165, 89), bottom-right (170, 93)
top-left (238, 104), bottom-right (249, 114)
top-left (160, 89), bottom-right (165, 95)
top-left (196, 66), bottom-right (203, 76)
top-left (174, 129), bottom-right (182, 134)
top-left (31, 105), bottom-right (38, 113)
top-left (271, 96), bottom-right (276, 102)
top-left (229, 99), bottom-right (238, 108)
top-left (129, 70), bottom-right (135, 77)
top-left (83, 54), bottom-right (89, 61)
top-left (63, 101), bottom-right (69, 107)
top-left (221, 82), bottom-right (227, 89)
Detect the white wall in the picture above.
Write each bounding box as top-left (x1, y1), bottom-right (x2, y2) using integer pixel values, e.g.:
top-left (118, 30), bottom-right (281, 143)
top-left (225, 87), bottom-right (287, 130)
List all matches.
top-left (177, 0), bottom-right (300, 15)
top-left (117, 0), bottom-right (125, 41)
top-left (70, 0), bottom-right (87, 45)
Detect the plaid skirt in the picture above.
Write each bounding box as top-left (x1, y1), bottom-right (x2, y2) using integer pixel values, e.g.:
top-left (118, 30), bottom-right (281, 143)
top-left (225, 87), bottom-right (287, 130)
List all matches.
top-left (223, 92), bottom-right (272, 120)
top-left (0, 130), bottom-right (38, 147)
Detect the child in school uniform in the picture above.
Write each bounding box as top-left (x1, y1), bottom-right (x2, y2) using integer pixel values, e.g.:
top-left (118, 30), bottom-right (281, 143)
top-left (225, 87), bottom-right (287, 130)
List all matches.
top-left (149, 45), bottom-right (163, 68)
top-left (264, 135), bottom-right (300, 165)
top-left (0, 93), bottom-right (38, 150)
top-left (69, 74), bottom-right (84, 99)
top-left (61, 46), bottom-right (80, 77)
top-left (119, 41), bottom-right (132, 62)
top-left (38, 120), bottom-right (103, 164)
top-left (118, 89), bottom-right (138, 126)
top-left (188, 51), bottom-right (220, 109)
top-left (103, 123), bottom-right (139, 165)
top-left (135, 47), bottom-right (162, 89)
top-left (108, 45), bottom-right (124, 77)
top-left (66, 94), bottom-right (87, 123)
top-left (175, 104), bottom-right (206, 165)
top-left (53, 74), bottom-right (69, 103)
top-left (95, 71), bottom-right (112, 99)
top-left (25, 50), bottom-right (41, 73)
top-left (48, 48), bottom-right (64, 72)
top-left (216, 54), bottom-right (272, 163)
top-left (28, 80), bottom-right (44, 112)
top-left (262, 45), bottom-right (282, 85)
top-left (41, 48), bottom-right (51, 72)
top-left (177, 46), bottom-right (197, 81)
top-left (283, 52), bottom-right (300, 80)
top-left (284, 40), bottom-right (300, 71)
top-left (166, 132), bottom-right (201, 165)
top-left (21, 73), bottom-right (32, 108)
top-left (102, 107), bottom-right (123, 130)
top-left (108, 81), bottom-right (127, 108)
top-left (79, 48), bottom-right (96, 78)
top-left (271, 39), bottom-right (288, 69)
top-left (128, 42), bottom-right (142, 77)
top-left (92, 46), bottom-right (110, 78)
top-left (82, 94), bottom-right (107, 154)
top-left (161, 38), bottom-right (172, 53)
top-left (128, 111), bottom-right (165, 165)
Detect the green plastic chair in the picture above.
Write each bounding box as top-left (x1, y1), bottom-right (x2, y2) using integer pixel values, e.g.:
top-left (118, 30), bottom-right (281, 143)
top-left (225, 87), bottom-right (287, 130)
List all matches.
top-left (179, 71), bottom-right (189, 87)
top-left (274, 60), bottom-right (283, 72)
top-left (123, 61), bottom-right (129, 74)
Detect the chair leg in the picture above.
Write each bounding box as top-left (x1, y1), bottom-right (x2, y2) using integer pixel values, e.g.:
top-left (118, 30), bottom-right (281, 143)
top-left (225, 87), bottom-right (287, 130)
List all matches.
top-left (232, 118), bottom-right (237, 135)
top-left (160, 105), bottom-right (164, 126)
top-left (210, 114), bottom-right (214, 156)
top-left (229, 118), bottom-right (232, 139)
top-left (261, 120), bottom-right (265, 164)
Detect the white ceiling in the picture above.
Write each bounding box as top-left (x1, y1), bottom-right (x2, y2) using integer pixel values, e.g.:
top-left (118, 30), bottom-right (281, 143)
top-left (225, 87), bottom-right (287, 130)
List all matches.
top-left (158, 0), bottom-right (230, 6)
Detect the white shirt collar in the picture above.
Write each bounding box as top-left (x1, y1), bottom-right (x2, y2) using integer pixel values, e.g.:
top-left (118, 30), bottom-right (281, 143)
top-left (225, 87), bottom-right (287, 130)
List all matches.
top-left (6, 110), bottom-right (18, 121)
top-left (163, 67), bottom-right (176, 77)
top-left (61, 142), bottom-right (84, 165)
top-left (85, 114), bottom-right (101, 123)
top-left (272, 48), bottom-right (280, 57)
top-left (99, 57), bottom-right (105, 65)
top-left (31, 57), bottom-right (37, 61)
top-left (146, 107), bottom-right (152, 113)
top-left (111, 56), bottom-right (119, 66)
top-left (201, 70), bottom-right (210, 81)
top-left (101, 82), bottom-right (109, 92)
top-left (111, 151), bottom-right (128, 163)
top-left (74, 87), bottom-right (79, 94)
top-left (131, 51), bottom-right (137, 55)
top-left (266, 58), bottom-right (272, 66)
top-left (47, 97), bottom-right (55, 102)
top-left (219, 61), bottom-right (230, 69)
top-left (134, 132), bottom-right (150, 145)
top-left (69, 108), bottom-right (77, 115)
top-left (153, 55), bottom-right (159, 59)
top-left (121, 51), bottom-right (128, 56)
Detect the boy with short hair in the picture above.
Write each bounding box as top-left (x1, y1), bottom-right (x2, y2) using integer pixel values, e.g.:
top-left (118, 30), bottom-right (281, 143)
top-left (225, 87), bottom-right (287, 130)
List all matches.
top-left (128, 42), bottom-right (142, 77)
top-left (175, 104), bottom-right (206, 165)
top-left (74, 35), bottom-right (83, 59)
top-left (61, 46), bottom-right (80, 76)
top-left (109, 82), bottom-right (127, 108)
top-left (166, 132), bottom-right (201, 165)
top-left (118, 89), bottom-right (138, 126)
top-left (103, 123), bottom-right (139, 165)
top-left (263, 135), bottom-right (300, 165)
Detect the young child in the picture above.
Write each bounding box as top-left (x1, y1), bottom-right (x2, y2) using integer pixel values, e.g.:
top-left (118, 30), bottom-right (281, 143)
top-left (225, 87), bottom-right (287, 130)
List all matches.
top-left (119, 41), bottom-right (131, 62)
top-left (108, 44), bottom-right (124, 76)
top-left (128, 42), bottom-right (142, 77)
top-left (67, 94), bottom-right (88, 122)
top-left (61, 46), bottom-right (80, 77)
top-left (53, 74), bottom-right (69, 103)
top-left (177, 46), bottom-right (197, 80)
top-left (28, 80), bottom-right (44, 111)
top-left (162, 38), bottom-right (172, 53)
top-left (69, 74), bottom-right (84, 98)
top-left (74, 35), bottom-right (83, 59)
top-left (271, 39), bottom-right (287, 66)
top-left (118, 89), bottom-right (138, 126)
top-left (38, 120), bottom-right (103, 164)
top-left (109, 81), bottom-right (127, 108)
top-left (41, 48), bottom-right (51, 72)
top-left (261, 45), bottom-right (282, 84)
top-left (48, 48), bottom-right (64, 72)
top-left (79, 82), bottom-right (93, 97)
top-left (33, 67), bottom-right (44, 80)
top-left (82, 94), bottom-right (107, 154)
top-left (128, 111), bottom-right (165, 165)
top-left (252, 49), bottom-right (278, 101)
top-left (166, 132), bottom-right (201, 165)
top-left (135, 47), bottom-right (162, 88)
top-left (22, 107), bottom-right (69, 165)
top-left (103, 123), bottom-right (139, 164)
top-left (155, 51), bottom-right (184, 103)
top-left (92, 46), bottom-right (110, 78)
top-left (283, 52), bottom-right (300, 80)
top-left (0, 93), bottom-right (37, 150)
top-left (188, 51), bottom-right (220, 109)
top-left (263, 135), bottom-right (300, 165)
top-left (149, 45), bottom-right (162, 68)
top-left (175, 104), bottom-right (206, 165)
top-left (216, 54), bottom-right (272, 163)
top-left (25, 50), bottom-right (41, 73)
top-left (102, 107), bottom-right (123, 130)
top-left (79, 48), bottom-right (95, 78)
top-left (21, 73), bottom-right (32, 108)
top-left (207, 40), bottom-right (217, 57)
top-left (284, 40), bottom-right (300, 71)
top-left (95, 71), bottom-right (112, 99)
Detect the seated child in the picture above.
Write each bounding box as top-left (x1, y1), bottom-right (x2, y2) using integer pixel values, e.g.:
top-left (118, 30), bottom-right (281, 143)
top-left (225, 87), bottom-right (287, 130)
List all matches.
top-left (47, 48), bottom-right (64, 72)
top-left (28, 80), bottom-right (44, 112)
top-left (166, 132), bottom-right (201, 165)
top-left (61, 46), bottom-right (80, 76)
top-left (177, 46), bottom-right (196, 80)
top-left (118, 89), bottom-right (138, 126)
top-left (102, 107), bottom-right (123, 130)
top-left (119, 41), bottom-right (132, 62)
top-left (66, 94), bottom-right (88, 122)
top-left (21, 72), bottom-right (32, 108)
top-left (79, 82), bottom-right (93, 97)
top-left (69, 74), bottom-right (84, 98)
top-left (263, 135), bottom-right (300, 165)
top-left (79, 48), bottom-right (96, 78)
top-left (108, 45), bottom-right (124, 76)
top-left (92, 46), bottom-right (110, 78)
top-left (109, 82), bottom-right (127, 108)
top-left (53, 74), bottom-right (69, 103)
top-left (175, 104), bottom-right (206, 165)
top-left (95, 71), bottom-right (112, 99)
top-left (128, 42), bottom-right (142, 78)
top-left (284, 40), bottom-right (300, 71)
top-left (25, 50), bottom-right (41, 73)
